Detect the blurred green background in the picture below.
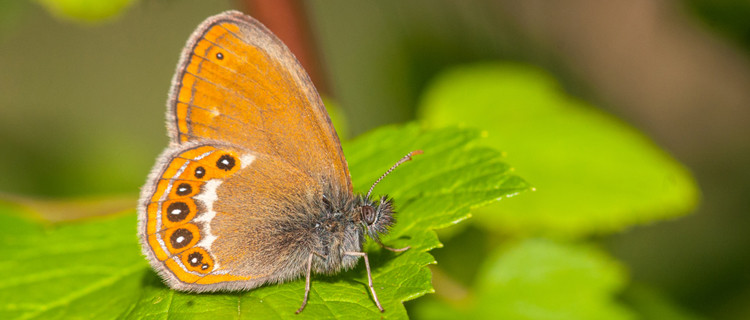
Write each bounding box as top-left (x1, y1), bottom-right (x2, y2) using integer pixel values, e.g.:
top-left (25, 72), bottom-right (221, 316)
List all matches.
top-left (1, 0), bottom-right (749, 319)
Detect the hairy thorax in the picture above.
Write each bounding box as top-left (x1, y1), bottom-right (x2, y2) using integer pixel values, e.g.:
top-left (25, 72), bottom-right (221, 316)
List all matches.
top-left (308, 192), bottom-right (364, 274)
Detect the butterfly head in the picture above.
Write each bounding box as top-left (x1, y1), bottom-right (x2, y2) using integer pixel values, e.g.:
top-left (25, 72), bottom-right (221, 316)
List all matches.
top-left (355, 150), bottom-right (422, 240)
top-left (357, 196), bottom-right (395, 240)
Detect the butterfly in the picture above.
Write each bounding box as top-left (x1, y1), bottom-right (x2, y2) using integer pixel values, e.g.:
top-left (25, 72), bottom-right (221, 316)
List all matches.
top-left (137, 10), bottom-right (420, 313)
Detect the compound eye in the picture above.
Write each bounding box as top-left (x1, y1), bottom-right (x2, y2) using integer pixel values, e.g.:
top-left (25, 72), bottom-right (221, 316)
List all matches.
top-left (361, 205), bottom-right (377, 225)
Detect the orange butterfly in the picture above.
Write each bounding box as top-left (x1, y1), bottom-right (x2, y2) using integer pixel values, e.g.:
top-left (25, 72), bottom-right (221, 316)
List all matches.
top-left (137, 11), bottom-right (419, 313)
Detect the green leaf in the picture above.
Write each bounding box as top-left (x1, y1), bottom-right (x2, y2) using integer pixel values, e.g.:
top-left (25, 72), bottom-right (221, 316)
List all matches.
top-left (476, 239), bottom-right (635, 320)
top-left (0, 194), bottom-right (137, 222)
top-left (35, 0), bottom-right (137, 23)
top-left (410, 239), bottom-right (635, 320)
top-left (419, 63), bottom-right (700, 236)
top-left (0, 209), bottom-right (147, 320)
top-left (0, 124), bottom-right (529, 319)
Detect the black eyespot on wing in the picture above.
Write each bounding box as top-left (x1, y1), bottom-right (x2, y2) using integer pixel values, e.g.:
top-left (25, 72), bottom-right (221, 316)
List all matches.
top-left (216, 154), bottom-right (235, 171)
top-left (216, 52), bottom-right (224, 60)
top-left (194, 166), bottom-right (206, 178)
top-left (188, 251), bottom-right (203, 267)
top-left (176, 183), bottom-right (192, 196)
top-left (170, 228), bottom-right (193, 249)
top-left (201, 263), bottom-right (209, 270)
top-left (167, 202), bottom-right (190, 222)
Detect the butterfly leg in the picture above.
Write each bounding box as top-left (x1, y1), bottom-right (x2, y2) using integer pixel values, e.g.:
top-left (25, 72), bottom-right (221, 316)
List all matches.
top-left (374, 238), bottom-right (410, 253)
top-left (345, 251), bottom-right (385, 312)
top-left (295, 253), bottom-right (315, 314)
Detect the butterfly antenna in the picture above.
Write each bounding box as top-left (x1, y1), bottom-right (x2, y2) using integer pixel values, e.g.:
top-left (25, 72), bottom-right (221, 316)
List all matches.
top-left (366, 150), bottom-right (423, 199)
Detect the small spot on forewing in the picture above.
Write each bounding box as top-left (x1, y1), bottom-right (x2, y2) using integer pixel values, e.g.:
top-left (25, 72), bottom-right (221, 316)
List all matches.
top-left (240, 153), bottom-right (256, 169)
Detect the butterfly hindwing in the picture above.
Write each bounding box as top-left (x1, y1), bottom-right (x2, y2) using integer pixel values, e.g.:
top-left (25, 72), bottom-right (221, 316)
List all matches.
top-left (139, 142), bottom-right (323, 291)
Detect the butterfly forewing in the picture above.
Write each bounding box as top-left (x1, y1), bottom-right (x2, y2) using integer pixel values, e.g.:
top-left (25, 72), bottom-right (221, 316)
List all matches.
top-left (167, 11), bottom-right (350, 191)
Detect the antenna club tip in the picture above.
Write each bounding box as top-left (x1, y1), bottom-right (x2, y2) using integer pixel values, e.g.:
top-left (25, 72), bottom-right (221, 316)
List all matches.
top-left (367, 150), bottom-right (423, 198)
